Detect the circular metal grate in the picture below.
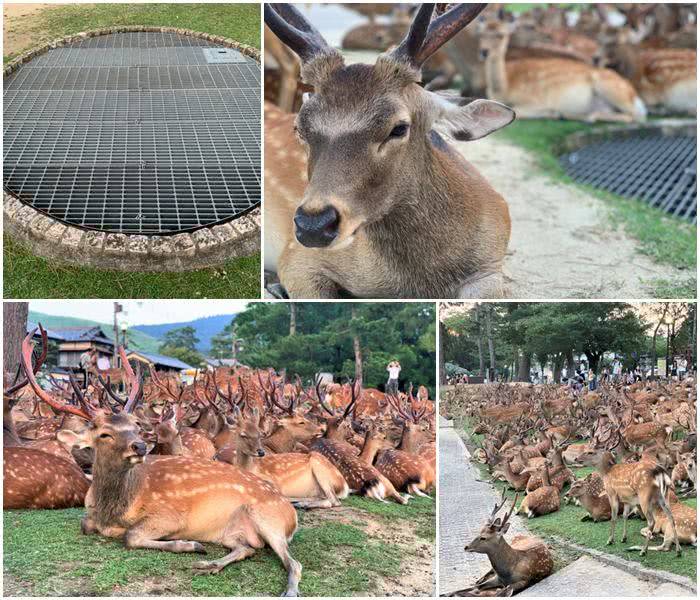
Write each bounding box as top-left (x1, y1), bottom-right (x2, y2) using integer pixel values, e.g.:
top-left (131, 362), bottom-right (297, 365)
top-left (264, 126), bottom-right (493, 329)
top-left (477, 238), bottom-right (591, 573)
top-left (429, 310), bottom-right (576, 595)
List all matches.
top-left (560, 134), bottom-right (696, 223)
top-left (4, 32), bottom-right (261, 235)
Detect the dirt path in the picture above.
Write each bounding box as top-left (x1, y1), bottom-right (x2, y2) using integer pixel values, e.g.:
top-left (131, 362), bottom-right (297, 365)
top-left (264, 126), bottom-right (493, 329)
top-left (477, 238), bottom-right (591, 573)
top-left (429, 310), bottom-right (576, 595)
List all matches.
top-left (3, 3), bottom-right (58, 58)
top-left (456, 136), bottom-right (686, 298)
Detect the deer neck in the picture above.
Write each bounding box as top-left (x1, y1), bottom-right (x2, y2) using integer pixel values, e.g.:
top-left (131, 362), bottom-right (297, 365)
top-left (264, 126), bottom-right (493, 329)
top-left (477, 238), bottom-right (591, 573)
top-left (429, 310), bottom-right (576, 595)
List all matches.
top-left (484, 44), bottom-right (509, 100)
top-left (91, 454), bottom-right (144, 526)
top-left (484, 536), bottom-right (521, 581)
top-left (398, 423), bottom-right (419, 452)
top-left (359, 436), bottom-right (382, 465)
top-left (265, 426), bottom-right (294, 452)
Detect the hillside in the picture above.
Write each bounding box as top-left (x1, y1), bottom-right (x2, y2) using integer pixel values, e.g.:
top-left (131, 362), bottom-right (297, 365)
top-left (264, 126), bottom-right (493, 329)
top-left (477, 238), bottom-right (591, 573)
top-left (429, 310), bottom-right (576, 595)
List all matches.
top-left (28, 311), bottom-right (161, 353)
top-left (132, 314), bottom-right (236, 353)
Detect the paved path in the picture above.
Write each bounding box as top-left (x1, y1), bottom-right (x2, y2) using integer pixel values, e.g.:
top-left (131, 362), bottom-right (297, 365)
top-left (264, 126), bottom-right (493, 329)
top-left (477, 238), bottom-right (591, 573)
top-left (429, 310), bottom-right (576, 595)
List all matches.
top-left (438, 423), bottom-right (528, 595)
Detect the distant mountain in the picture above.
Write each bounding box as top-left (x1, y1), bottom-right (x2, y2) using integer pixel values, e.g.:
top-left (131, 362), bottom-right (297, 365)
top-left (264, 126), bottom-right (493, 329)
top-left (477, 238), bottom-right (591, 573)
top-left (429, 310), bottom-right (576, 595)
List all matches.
top-left (133, 314), bottom-right (236, 353)
top-left (28, 311), bottom-right (161, 354)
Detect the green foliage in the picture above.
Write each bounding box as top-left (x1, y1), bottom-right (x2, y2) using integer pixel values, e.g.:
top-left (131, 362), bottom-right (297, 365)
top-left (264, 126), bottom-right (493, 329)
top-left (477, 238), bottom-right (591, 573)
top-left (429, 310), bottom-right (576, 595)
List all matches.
top-left (232, 303), bottom-right (436, 396)
top-left (158, 327), bottom-right (203, 367)
top-left (3, 495), bottom-right (433, 596)
top-left (4, 236), bottom-right (260, 300)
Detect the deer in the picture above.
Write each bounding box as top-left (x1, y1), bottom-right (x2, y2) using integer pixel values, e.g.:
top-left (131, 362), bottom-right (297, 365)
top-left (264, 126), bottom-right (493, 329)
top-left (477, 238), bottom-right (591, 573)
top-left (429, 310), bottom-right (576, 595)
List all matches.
top-left (517, 464), bottom-right (560, 518)
top-left (310, 380), bottom-right (407, 504)
top-left (3, 326), bottom-right (90, 509)
top-left (597, 431), bottom-right (682, 557)
top-left (450, 492), bottom-right (553, 596)
top-left (19, 337), bottom-right (304, 596)
top-left (265, 24), bottom-right (302, 113)
top-left (477, 16), bottom-right (647, 122)
top-left (628, 489), bottom-right (697, 553)
top-left (563, 472), bottom-right (614, 522)
top-left (220, 401), bottom-right (349, 510)
top-left (264, 3), bottom-right (517, 299)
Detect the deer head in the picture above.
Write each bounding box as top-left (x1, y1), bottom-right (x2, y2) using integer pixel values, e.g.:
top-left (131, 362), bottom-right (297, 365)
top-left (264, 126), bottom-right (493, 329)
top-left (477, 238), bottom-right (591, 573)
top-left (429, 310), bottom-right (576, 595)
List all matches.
top-left (265, 3), bottom-right (514, 248)
top-left (465, 491), bottom-right (518, 553)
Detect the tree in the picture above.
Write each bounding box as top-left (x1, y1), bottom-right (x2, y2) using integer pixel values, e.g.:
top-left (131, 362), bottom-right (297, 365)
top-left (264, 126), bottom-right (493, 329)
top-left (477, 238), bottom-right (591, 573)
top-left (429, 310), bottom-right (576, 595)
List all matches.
top-left (159, 326), bottom-right (202, 367)
top-left (350, 305), bottom-right (363, 387)
top-left (3, 302), bottom-right (28, 378)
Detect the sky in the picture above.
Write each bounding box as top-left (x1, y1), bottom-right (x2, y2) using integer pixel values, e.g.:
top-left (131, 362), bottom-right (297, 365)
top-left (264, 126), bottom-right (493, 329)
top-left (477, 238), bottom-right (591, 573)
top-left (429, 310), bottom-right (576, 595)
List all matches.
top-left (29, 300), bottom-right (251, 326)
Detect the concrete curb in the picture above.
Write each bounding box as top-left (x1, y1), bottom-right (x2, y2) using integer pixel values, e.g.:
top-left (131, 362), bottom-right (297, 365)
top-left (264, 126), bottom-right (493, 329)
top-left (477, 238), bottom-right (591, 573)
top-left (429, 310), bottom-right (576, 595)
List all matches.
top-left (4, 26), bottom-right (261, 272)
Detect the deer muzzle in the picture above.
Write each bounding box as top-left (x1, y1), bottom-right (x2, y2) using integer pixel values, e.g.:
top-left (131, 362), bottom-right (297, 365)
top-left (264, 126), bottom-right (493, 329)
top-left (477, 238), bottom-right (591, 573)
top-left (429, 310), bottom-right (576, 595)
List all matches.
top-left (294, 205), bottom-right (340, 248)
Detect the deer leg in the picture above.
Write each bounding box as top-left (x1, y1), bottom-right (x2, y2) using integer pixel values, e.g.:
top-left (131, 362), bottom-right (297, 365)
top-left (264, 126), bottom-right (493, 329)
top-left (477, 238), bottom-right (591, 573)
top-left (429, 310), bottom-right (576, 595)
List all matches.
top-left (124, 522), bottom-right (206, 554)
top-left (607, 495), bottom-right (620, 545)
top-left (289, 497), bottom-right (335, 509)
top-left (620, 504), bottom-right (633, 543)
top-left (264, 533), bottom-right (302, 597)
top-left (192, 541), bottom-right (256, 574)
top-left (657, 495), bottom-right (682, 557)
top-left (408, 483), bottom-right (432, 499)
top-left (278, 249), bottom-right (341, 299)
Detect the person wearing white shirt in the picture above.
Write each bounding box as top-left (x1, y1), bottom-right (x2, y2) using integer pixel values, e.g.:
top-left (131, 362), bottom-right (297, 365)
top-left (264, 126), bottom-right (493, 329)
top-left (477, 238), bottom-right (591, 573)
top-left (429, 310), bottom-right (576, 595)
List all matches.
top-left (386, 360), bottom-right (401, 395)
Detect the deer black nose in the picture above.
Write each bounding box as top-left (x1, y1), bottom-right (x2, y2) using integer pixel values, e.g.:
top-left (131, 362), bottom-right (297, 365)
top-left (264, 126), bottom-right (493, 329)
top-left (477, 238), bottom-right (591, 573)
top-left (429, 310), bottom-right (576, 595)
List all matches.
top-left (479, 48), bottom-right (489, 60)
top-left (131, 441), bottom-right (147, 456)
top-left (257, 449), bottom-right (266, 457)
top-left (294, 206), bottom-right (339, 248)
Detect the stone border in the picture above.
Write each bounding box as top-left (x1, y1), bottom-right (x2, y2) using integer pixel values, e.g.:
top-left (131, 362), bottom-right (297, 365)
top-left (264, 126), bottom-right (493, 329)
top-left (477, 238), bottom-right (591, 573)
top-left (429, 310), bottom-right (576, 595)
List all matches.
top-left (4, 26), bottom-right (260, 272)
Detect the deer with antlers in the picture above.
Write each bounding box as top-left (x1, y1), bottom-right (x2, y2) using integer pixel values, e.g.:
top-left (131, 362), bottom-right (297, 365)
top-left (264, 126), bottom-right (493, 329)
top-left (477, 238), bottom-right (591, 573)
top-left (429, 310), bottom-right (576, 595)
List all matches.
top-left (311, 380), bottom-right (407, 504)
top-left (3, 326), bottom-right (91, 509)
top-left (18, 335), bottom-right (304, 596)
top-left (597, 430), bottom-right (681, 557)
top-left (265, 3), bottom-right (516, 299)
top-left (448, 492), bottom-right (553, 596)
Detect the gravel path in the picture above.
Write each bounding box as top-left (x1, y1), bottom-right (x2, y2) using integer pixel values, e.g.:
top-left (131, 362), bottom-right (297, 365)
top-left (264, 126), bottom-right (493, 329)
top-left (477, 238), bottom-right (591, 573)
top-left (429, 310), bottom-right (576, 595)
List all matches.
top-left (454, 135), bottom-right (688, 298)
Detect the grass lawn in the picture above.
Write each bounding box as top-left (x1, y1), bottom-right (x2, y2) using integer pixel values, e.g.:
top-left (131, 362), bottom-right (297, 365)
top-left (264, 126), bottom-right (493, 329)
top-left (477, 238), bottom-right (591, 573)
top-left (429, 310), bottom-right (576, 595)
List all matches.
top-left (4, 3), bottom-right (260, 62)
top-left (3, 494), bottom-right (434, 596)
top-left (494, 120), bottom-right (697, 298)
top-left (458, 420), bottom-right (696, 580)
top-left (4, 236), bottom-right (261, 299)
top-left (3, 4), bottom-right (261, 299)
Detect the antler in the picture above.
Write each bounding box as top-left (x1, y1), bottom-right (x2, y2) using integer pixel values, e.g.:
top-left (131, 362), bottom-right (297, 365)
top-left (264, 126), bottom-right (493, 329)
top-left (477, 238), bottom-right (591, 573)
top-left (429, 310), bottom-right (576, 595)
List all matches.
top-left (6, 324), bottom-right (49, 395)
top-left (264, 3), bottom-right (339, 63)
top-left (343, 379), bottom-right (361, 419)
top-left (315, 378), bottom-right (335, 416)
top-left (21, 330), bottom-right (94, 421)
top-left (389, 3), bottom-right (487, 68)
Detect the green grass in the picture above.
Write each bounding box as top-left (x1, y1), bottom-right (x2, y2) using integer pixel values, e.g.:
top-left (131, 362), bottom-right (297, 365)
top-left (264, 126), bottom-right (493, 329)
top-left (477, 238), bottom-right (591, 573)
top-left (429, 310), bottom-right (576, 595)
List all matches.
top-left (495, 120), bottom-right (697, 293)
top-left (3, 4), bottom-right (261, 299)
top-left (3, 495), bottom-right (433, 596)
top-left (344, 492), bottom-right (436, 541)
top-left (4, 235), bottom-right (260, 299)
top-left (4, 3), bottom-right (260, 63)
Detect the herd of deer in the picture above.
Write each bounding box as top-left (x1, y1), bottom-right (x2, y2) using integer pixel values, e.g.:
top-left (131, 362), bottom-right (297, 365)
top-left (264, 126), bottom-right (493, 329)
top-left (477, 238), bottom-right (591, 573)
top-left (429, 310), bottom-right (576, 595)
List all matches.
top-left (3, 327), bottom-right (435, 596)
top-left (445, 379), bottom-right (696, 596)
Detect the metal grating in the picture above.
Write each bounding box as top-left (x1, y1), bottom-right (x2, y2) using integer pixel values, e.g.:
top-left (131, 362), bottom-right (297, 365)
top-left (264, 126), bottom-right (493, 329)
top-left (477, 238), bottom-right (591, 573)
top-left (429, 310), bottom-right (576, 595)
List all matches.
top-left (560, 134), bottom-right (697, 222)
top-left (4, 32), bottom-right (260, 235)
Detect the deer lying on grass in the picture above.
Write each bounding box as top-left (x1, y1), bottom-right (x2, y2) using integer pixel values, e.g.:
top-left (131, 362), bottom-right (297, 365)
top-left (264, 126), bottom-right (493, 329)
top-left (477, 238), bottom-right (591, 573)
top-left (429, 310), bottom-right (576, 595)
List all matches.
top-left (518, 465), bottom-right (560, 518)
top-left (20, 338), bottom-right (303, 596)
top-left (564, 472), bottom-right (614, 522)
top-left (478, 17), bottom-right (647, 122)
top-left (597, 431), bottom-right (681, 557)
top-left (3, 327), bottom-right (90, 509)
top-left (264, 3), bottom-right (516, 299)
top-left (449, 492), bottom-right (553, 596)
top-left (628, 490), bottom-right (697, 552)
top-left (310, 381), bottom-right (407, 504)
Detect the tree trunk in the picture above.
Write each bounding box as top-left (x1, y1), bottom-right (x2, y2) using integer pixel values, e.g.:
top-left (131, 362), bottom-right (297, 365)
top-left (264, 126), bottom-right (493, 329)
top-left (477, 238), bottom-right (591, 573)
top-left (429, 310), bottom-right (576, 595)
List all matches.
top-left (651, 303), bottom-right (670, 380)
top-left (289, 304), bottom-right (297, 336)
top-left (351, 306), bottom-right (363, 387)
top-left (552, 354), bottom-right (563, 383)
top-left (439, 320), bottom-right (447, 385)
top-left (4, 302), bottom-right (29, 380)
top-left (566, 349), bottom-right (575, 378)
top-left (475, 305), bottom-right (485, 377)
top-left (517, 353), bottom-right (531, 382)
top-left (485, 305), bottom-right (496, 381)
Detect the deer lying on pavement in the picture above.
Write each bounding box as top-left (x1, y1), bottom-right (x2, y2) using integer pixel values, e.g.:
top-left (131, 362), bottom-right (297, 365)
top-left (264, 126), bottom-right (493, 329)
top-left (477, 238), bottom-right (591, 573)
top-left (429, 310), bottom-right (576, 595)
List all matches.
top-left (447, 492), bottom-right (553, 596)
top-left (264, 3), bottom-right (516, 299)
top-left (20, 337), bottom-right (304, 596)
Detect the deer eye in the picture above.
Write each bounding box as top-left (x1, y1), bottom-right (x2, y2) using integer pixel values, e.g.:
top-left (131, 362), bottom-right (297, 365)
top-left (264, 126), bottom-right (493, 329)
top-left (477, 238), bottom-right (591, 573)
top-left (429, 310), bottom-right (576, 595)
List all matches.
top-left (388, 123), bottom-right (409, 139)
top-left (99, 433), bottom-right (113, 440)
top-left (240, 432), bottom-right (248, 438)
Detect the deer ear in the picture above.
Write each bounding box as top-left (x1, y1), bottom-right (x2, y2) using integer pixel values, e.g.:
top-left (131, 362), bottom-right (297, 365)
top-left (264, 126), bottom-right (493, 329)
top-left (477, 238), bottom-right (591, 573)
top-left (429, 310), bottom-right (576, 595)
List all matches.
top-left (57, 429), bottom-right (93, 449)
top-left (500, 521), bottom-right (511, 535)
top-left (432, 96), bottom-right (515, 141)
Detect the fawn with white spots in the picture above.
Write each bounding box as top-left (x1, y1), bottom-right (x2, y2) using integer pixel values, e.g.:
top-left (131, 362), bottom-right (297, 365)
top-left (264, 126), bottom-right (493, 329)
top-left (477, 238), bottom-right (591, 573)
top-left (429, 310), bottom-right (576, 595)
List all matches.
top-left (19, 332), bottom-right (304, 597)
top-left (265, 3), bottom-right (516, 298)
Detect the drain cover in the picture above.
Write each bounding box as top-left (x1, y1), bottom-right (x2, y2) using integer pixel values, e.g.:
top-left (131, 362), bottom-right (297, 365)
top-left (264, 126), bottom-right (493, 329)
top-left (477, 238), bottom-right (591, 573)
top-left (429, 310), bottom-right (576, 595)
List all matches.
top-left (4, 32), bottom-right (261, 235)
top-left (561, 134), bottom-right (696, 222)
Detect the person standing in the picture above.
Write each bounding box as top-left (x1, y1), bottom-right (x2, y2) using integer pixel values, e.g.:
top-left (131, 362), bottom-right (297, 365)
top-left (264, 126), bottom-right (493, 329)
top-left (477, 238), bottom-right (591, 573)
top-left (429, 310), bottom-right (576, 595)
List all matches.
top-left (588, 368), bottom-right (598, 391)
top-left (678, 357), bottom-right (688, 381)
top-left (386, 360), bottom-right (401, 395)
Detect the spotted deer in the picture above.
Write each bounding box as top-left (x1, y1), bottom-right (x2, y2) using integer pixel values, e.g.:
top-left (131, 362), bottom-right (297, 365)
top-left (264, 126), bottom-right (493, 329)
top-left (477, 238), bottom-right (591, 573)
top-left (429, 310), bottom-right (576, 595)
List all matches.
top-left (3, 327), bottom-right (90, 509)
top-left (597, 432), bottom-right (681, 557)
top-left (478, 16), bottom-right (647, 122)
top-left (221, 402), bottom-right (349, 509)
top-left (19, 337), bottom-right (303, 596)
top-left (518, 464), bottom-right (560, 518)
top-left (451, 492), bottom-right (553, 596)
top-left (563, 472), bottom-right (614, 522)
top-left (264, 3), bottom-right (516, 299)
top-left (628, 490), bottom-right (697, 552)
